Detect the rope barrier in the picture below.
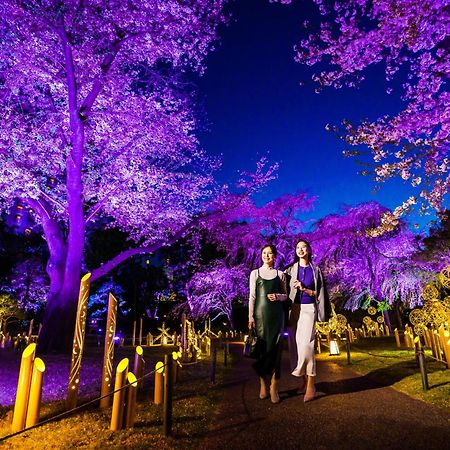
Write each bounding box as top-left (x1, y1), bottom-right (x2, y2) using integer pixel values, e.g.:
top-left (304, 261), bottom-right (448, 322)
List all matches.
top-left (0, 344), bottom-right (217, 443)
top-left (0, 363), bottom-right (166, 443)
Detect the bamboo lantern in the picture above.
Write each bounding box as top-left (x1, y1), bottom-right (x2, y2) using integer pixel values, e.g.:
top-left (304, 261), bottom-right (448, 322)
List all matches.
top-left (25, 357), bottom-right (46, 427)
top-left (110, 358), bottom-right (129, 431)
top-left (12, 343), bottom-right (36, 432)
top-left (67, 273), bottom-right (91, 410)
top-left (100, 293), bottom-right (118, 408)
top-left (154, 361), bottom-right (164, 405)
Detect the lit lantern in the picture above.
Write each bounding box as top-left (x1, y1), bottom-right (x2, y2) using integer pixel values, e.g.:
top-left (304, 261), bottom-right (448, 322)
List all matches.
top-left (329, 340), bottom-right (340, 356)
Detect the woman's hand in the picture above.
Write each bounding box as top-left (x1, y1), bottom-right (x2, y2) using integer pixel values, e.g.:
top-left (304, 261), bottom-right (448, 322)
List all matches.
top-left (248, 318), bottom-right (255, 329)
top-left (267, 293), bottom-right (277, 302)
top-left (293, 280), bottom-right (304, 291)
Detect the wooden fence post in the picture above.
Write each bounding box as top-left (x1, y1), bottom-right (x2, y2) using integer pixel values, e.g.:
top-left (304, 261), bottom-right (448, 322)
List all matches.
top-left (163, 354), bottom-right (173, 437)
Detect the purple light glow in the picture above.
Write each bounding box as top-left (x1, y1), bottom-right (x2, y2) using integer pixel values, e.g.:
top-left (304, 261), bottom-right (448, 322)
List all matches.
top-left (0, 0), bottom-right (228, 352)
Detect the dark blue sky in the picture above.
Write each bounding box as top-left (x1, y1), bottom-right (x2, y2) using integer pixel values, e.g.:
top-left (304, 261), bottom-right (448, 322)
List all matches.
top-left (198, 0), bottom-right (433, 231)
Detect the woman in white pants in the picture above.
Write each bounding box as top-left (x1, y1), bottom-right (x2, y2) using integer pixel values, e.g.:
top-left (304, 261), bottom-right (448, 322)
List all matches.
top-left (285, 240), bottom-right (330, 402)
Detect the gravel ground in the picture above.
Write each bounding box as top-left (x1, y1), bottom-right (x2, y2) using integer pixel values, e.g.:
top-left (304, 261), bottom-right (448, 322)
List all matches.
top-left (201, 343), bottom-right (450, 450)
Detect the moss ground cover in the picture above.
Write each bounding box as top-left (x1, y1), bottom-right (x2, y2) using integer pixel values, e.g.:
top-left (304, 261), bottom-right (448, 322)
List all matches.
top-left (318, 336), bottom-right (450, 411)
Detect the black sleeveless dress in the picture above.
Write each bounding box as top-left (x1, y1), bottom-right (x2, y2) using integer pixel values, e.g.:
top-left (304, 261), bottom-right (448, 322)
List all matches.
top-left (252, 270), bottom-right (284, 379)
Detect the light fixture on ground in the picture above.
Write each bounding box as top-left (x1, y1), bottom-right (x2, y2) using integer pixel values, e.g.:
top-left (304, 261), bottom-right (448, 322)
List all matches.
top-left (329, 339), bottom-right (340, 356)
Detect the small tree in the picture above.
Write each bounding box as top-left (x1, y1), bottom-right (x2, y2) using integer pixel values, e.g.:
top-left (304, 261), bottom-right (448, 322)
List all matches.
top-left (7, 258), bottom-right (48, 315)
top-left (185, 262), bottom-right (247, 329)
top-left (0, 293), bottom-right (26, 334)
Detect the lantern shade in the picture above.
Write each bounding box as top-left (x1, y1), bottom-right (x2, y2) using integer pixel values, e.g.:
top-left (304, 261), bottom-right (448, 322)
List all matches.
top-left (329, 340), bottom-right (340, 356)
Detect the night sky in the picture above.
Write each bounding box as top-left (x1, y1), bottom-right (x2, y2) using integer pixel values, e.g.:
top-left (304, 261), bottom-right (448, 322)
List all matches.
top-left (198, 0), bottom-right (433, 231)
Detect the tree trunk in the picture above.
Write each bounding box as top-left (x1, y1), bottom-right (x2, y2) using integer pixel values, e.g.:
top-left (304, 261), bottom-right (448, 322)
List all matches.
top-left (383, 310), bottom-right (392, 332)
top-left (227, 312), bottom-right (234, 331)
top-left (39, 215), bottom-right (84, 352)
top-left (395, 302), bottom-right (404, 329)
top-left (38, 271), bottom-right (82, 353)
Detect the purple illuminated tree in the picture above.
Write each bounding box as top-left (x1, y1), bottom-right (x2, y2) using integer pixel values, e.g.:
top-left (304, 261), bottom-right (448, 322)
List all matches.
top-left (310, 202), bottom-right (433, 329)
top-left (289, 0), bottom-right (449, 215)
top-left (202, 191), bottom-right (316, 268)
top-left (180, 191), bottom-right (315, 323)
top-left (185, 262), bottom-right (247, 328)
top-left (0, 1), bottom-right (229, 351)
top-left (88, 278), bottom-right (126, 320)
top-left (5, 258), bottom-right (48, 315)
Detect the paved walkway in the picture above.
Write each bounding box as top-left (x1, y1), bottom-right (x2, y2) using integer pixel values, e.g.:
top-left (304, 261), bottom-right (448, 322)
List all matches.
top-left (201, 343), bottom-right (450, 450)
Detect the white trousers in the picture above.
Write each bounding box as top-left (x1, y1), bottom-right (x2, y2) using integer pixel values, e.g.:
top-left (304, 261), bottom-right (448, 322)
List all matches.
top-left (287, 303), bottom-right (316, 377)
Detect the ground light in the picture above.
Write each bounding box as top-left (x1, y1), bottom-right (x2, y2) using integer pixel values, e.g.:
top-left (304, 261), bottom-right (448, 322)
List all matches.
top-left (329, 339), bottom-right (340, 356)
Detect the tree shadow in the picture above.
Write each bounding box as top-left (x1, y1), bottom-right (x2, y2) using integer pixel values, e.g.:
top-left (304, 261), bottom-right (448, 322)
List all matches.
top-left (316, 360), bottom-right (420, 396)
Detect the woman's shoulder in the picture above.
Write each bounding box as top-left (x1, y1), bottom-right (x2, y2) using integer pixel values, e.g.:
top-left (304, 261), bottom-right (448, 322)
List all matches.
top-left (283, 262), bottom-right (296, 274)
top-left (310, 262), bottom-right (324, 276)
top-left (277, 270), bottom-right (286, 280)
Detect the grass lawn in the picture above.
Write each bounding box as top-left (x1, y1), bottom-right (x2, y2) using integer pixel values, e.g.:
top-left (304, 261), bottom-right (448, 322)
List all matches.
top-left (1, 337), bottom-right (448, 448)
top-left (0, 346), bottom-right (230, 449)
top-left (317, 336), bottom-right (450, 412)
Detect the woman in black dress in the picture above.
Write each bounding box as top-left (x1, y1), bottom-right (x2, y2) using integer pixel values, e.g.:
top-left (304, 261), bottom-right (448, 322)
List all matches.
top-left (248, 244), bottom-right (288, 403)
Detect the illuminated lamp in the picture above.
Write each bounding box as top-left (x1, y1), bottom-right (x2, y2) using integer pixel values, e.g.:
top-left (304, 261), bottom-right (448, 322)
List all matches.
top-left (329, 340), bottom-right (340, 356)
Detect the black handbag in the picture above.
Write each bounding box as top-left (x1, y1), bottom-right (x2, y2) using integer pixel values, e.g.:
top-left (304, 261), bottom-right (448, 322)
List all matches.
top-left (243, 328), bottom-right (259, 359)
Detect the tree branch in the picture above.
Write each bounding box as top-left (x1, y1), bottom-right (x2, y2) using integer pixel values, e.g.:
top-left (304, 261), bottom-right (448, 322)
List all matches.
top-left (38, 189), bottom-right (67, 213)
top-left (79, 40), bottom-right (122, 117)
top-left (90, 219), bottom-right (195, 282)
top-left (85, 182), bottom-right (124, 224)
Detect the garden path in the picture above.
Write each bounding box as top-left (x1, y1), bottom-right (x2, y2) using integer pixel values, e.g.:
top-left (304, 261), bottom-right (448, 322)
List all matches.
top-left (200, 343), bottom-right (450, 450)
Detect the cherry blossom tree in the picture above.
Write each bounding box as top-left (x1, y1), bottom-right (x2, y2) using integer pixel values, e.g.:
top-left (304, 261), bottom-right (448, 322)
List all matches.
top-left (288, 0), bottom-right (449, 215)
top-left (185, 262), bottom-right (247, 328)
top-left (88, 278), bottom-right (126, 320)
top-left (310, 202), bottom-right (434, 329)
top-left (0, 0), bottom-right (229, 351)
top-left (179, 191), bottom-right (315, 324)
top-left (420, 210), bottom-right (450, 269)
top-left (201, 191), bottom-right (316, 268)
